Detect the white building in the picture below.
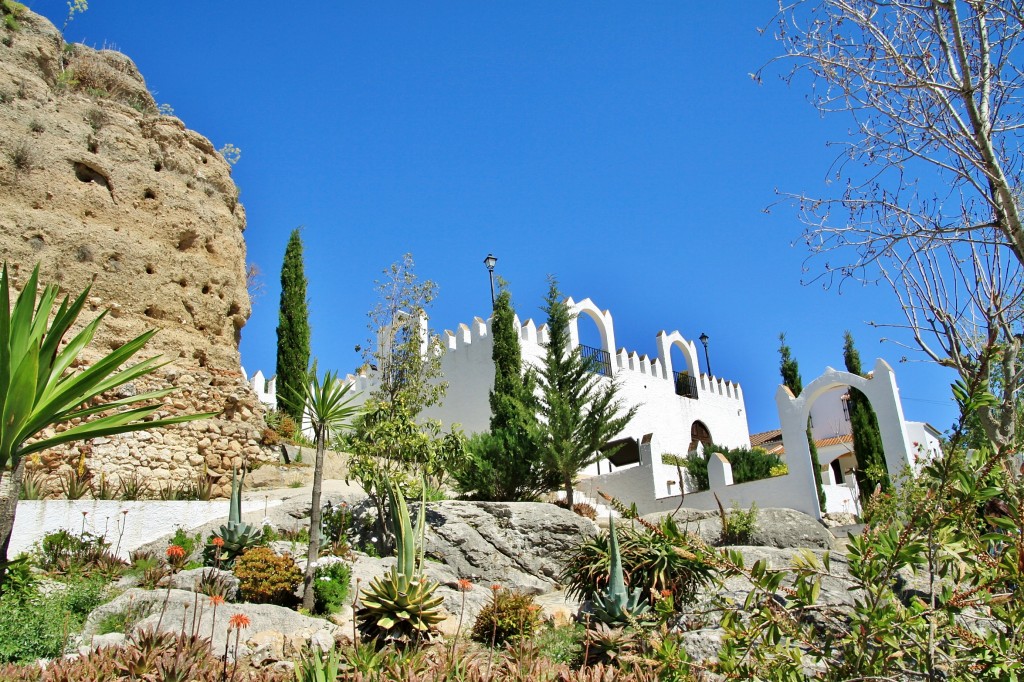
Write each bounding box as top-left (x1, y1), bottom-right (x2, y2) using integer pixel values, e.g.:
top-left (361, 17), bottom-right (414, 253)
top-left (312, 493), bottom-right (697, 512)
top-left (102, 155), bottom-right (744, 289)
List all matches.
top-left (248, 296), bottom-right (750, 479)
top-left (421, 296), bottom-right (750, 477)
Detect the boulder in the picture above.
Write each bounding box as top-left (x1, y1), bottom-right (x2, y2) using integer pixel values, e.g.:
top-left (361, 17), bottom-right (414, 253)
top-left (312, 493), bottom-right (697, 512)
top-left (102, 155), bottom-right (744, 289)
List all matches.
top-left (643, 507), bottom-right (836, 550)
top-left (79, 588), bottom-right (341, 661)
top-left (170, 567), bottom-right (239, 601)
top-left (370, 501), bottom-right (596, 594)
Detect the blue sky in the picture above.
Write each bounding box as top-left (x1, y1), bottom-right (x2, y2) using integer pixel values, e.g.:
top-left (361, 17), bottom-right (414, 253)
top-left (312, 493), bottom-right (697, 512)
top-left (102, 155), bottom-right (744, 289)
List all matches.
top-left (31, 1), bottom-right (958, 435)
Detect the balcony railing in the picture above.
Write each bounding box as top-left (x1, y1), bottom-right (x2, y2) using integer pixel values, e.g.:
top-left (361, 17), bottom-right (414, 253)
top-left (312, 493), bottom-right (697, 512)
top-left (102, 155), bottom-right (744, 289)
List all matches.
top-left (579, 344), bottom-right (612, 377)
top-left (674, 372), bottom-right (699, 399)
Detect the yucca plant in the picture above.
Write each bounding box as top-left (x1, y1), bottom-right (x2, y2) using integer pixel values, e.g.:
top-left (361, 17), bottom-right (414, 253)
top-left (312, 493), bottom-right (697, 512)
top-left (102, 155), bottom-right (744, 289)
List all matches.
top-left (284, 364), bottom-right (361, 610)
top-left (0, 263), bottom-right (213, 595)
top-left (357, 477), bottom-right (445, 646)
top-left (590, 516), bottom-right (651, 627)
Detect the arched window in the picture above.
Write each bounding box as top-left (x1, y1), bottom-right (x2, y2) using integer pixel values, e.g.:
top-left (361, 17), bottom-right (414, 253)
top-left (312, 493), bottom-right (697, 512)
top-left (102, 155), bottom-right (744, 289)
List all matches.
top-left (689, 421), bottom-right (712, 452)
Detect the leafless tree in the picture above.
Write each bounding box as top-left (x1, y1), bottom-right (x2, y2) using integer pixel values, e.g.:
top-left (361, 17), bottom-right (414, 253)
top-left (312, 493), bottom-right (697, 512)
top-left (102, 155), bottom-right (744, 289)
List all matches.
top-left (761, 0), bottom-right (1024, 448)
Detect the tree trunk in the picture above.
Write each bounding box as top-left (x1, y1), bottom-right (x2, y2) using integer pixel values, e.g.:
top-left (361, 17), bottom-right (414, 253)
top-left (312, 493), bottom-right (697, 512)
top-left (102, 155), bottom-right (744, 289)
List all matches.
top-left (302, 437), bottom-right (326, 612)
top-left (563, 478), bottom-right (574, 509)
top-left (0, 460), bottom-right (26, 597)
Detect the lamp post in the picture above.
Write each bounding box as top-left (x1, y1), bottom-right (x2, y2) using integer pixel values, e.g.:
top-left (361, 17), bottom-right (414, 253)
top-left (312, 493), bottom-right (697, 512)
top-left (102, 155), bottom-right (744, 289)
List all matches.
top-left (699, 332), bottom-right (711, 376)
top-left (483, 253), bottom-right (497, 306)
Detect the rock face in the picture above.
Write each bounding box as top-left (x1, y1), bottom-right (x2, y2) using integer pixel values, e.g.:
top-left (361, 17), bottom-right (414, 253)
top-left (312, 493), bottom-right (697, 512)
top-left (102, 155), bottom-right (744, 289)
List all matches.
top-left (80, 588), bottom-right (341, 661)
top-left (348, 501), bottom-right (597, 594)
top-left (421, 501), bottom-right (596, 593)
top-left (0, 8), bottom-right (274, 495)
top-left (643, 507), bottom-right (837, 550)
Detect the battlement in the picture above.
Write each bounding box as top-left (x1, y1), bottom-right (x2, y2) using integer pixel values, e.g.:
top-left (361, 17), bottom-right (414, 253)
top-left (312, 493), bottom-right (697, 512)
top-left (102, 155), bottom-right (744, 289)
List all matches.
top-left (436, 296), bottom-right (743, 403)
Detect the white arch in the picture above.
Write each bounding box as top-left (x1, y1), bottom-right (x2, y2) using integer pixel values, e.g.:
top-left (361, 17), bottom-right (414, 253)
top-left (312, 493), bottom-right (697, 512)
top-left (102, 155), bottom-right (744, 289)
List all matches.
top-left (567, 297), bottom-right (617, 376)
top-left (656, 331), bottom-right (701, 378)
top-left (775, 359), bottom-right (914, 521)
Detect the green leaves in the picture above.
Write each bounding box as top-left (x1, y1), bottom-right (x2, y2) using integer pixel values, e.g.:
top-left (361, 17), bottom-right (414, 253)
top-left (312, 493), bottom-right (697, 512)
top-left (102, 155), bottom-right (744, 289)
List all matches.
top-left (0, 263), bottom-right (212, 477)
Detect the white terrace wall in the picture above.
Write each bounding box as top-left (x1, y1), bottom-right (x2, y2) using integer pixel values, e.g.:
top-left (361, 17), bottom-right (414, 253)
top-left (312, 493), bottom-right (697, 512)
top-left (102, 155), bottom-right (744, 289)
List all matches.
top-left (421, 297), bottom-right (750, 474)
top-left (11, 498), bottom-right (282, 560)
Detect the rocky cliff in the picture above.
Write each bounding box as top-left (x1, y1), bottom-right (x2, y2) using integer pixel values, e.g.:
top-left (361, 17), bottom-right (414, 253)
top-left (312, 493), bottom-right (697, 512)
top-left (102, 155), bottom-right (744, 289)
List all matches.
top-left (0, 7), bottom-right (275, 496)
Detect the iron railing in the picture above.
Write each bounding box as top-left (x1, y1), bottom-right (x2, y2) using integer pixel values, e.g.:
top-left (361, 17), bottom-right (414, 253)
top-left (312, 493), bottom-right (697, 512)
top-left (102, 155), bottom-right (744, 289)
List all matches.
top-left (579, 344), bottom-right (612, 377)
top-left (673, 372), bottom-right (699, 399)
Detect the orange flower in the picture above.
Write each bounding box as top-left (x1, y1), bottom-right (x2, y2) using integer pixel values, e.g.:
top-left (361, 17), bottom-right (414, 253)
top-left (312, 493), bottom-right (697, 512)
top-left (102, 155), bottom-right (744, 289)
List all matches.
top-left (490, 584), bottom-right (501, 592)
top-left (209, 595), bottom-right (225, 607)
top-left (166, 545), bottom-right (186, 560)
top-left (457, 578), bottom-right (473, 592)
top-left (228, 613), bottom-right (251, 630)
top-left (212, 537), bottom-right (225, 548)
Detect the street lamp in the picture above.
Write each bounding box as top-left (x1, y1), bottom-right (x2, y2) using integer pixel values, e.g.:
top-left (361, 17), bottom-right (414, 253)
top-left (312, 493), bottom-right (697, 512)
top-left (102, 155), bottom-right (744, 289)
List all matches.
top-left (699, 332), bottom-right (711, 376)
top-left (483, 253), bottom-right (497, 306)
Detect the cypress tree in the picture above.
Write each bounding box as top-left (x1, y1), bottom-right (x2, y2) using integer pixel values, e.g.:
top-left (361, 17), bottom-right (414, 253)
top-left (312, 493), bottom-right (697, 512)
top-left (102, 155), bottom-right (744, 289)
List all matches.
top-left (276, 228), bottom-right (311, 422)
top-left (538, 277), bottom-right (637, 507)
top-left (779, 333), bottom-right (826, 512)
top-left (843, 331), bottom-right (891, 497)
top-left (454, 283), bottom-right (552, 500)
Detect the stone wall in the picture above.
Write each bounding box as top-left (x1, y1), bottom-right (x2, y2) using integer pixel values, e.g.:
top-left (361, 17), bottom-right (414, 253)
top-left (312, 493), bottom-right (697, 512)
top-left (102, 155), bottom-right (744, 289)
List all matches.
top-left (0, 8), bottom-right (276, 497)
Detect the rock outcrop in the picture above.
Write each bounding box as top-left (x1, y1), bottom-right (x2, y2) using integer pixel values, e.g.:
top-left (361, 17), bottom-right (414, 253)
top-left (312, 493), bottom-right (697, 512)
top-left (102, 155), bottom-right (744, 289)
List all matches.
top-left (643, 507), bottom-right (837, 550)
top-left (349, 500), bottom-right (597, 594)
top-left (0, 8), bottom-right (274, 495)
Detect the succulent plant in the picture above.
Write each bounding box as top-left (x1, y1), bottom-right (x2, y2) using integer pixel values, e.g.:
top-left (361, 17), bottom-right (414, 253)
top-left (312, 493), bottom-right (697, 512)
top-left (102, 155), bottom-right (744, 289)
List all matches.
top-left (357, 477), bottom-right (445, 646)
top-left (207, 467), bottom-right (262, 565)
top-left (590, 516), bottom-right (652, 626)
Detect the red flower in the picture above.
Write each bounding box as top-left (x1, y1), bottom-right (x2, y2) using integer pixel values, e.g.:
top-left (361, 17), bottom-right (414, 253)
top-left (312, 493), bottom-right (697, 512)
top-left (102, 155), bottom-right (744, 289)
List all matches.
top-left (491, 584), bottom-right (501, 592)
top-left (228, 613), bottom-right (251, 630)
top-left (166, 545), bottom-right (186, 560)
top-left (457, 578), bottom-right (473, 592)
top-left (212, 537), bottom-right (225, 548)
top-left (209, 595), bottom-right (225, 607)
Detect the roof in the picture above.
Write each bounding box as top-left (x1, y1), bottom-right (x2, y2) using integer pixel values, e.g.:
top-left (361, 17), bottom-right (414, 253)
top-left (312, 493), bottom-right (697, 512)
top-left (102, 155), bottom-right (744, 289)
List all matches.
top-left (761, 432), bottom-right (855, 455)
top-left (749, 429), bottom-right (782, 448)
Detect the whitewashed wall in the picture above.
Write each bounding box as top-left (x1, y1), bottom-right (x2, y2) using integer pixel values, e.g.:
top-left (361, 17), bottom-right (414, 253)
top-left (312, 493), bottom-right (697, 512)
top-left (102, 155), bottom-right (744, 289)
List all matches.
top-left (10, 498), bottom-right (281, 560)
top-left (422, 297), bottom-right (750, 474)
top-left (250, 296), bottom-right (750, 467)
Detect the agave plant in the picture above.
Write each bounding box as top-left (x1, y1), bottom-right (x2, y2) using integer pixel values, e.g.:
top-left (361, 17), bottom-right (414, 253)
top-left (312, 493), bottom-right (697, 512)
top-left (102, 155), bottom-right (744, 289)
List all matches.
top-left (207, 467), bottom-right (262, 565)
top-left (357, 477), bottom-right (445, 646)
top-left (590, 516), bottom-right (651, 626)
top-left (0, 263), bottom-right (212, 594)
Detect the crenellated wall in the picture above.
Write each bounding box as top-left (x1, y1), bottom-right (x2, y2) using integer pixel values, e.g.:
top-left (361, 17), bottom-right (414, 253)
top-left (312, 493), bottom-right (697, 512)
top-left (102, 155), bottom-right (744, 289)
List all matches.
top-left (250, 296), bottom-right (751, 480)
top-left (421, 296), bottom-right (751, 472)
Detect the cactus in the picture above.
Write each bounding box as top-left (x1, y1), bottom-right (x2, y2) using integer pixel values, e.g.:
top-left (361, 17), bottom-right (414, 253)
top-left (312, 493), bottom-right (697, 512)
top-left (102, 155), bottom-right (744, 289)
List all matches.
top-left (357, 477), bottom-right (444, 645)
top-left (591, 515), bottom-right (651, 626)
top-left (207, 467), bottom-right (262, 565)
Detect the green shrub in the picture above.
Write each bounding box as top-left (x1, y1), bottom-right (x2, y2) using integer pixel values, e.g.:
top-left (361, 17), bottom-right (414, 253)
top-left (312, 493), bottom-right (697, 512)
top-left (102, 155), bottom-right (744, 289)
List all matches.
top-left (534, 621), bottom-right (585, 666)
top-left (0, 575), bottom-right (107, 663)
top-left (0, 591), bottom-right (67, 662)
top-left (673, 444), bottom-right (783, 492)
top-left (561, 516), bottom-right (714, 606)
top-left (471, 588), bottom-right (541, 646)
top-left (36, 529), bottom-right (110, 575)
top-left (720, 502), bottom-right (758, 545)
top-left (708, 444), bottom-right (782, 484)
top-left (313, 559), bottom-right (351, 615)
top-left (169, 527), bottom-right (201, 560)
top-left (233, 547), bottom-right (301, 606)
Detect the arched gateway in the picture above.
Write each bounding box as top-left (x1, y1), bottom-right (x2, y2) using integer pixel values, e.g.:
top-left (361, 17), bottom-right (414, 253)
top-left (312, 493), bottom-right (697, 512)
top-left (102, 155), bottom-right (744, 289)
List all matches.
top-left (775, 359), bottom-right (916, 521)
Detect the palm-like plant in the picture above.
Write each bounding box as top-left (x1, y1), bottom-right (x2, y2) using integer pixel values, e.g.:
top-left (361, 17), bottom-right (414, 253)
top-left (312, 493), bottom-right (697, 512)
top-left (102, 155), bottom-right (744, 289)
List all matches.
top-left (286, 364), bottom-right (361, 611)
top-left (0, 263), bottom-right (213, 593)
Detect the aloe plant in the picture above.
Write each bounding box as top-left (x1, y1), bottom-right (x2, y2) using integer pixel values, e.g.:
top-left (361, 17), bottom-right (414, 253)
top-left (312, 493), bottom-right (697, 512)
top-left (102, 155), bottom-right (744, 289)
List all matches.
top-left (357, 477), bottom-right (444, 645)
top-left (0, 263), bottom-right (213, 594)
top-left (208, 467), bottom-right (261, 564)
top-left (591, 515), bottom-right (651, 626)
